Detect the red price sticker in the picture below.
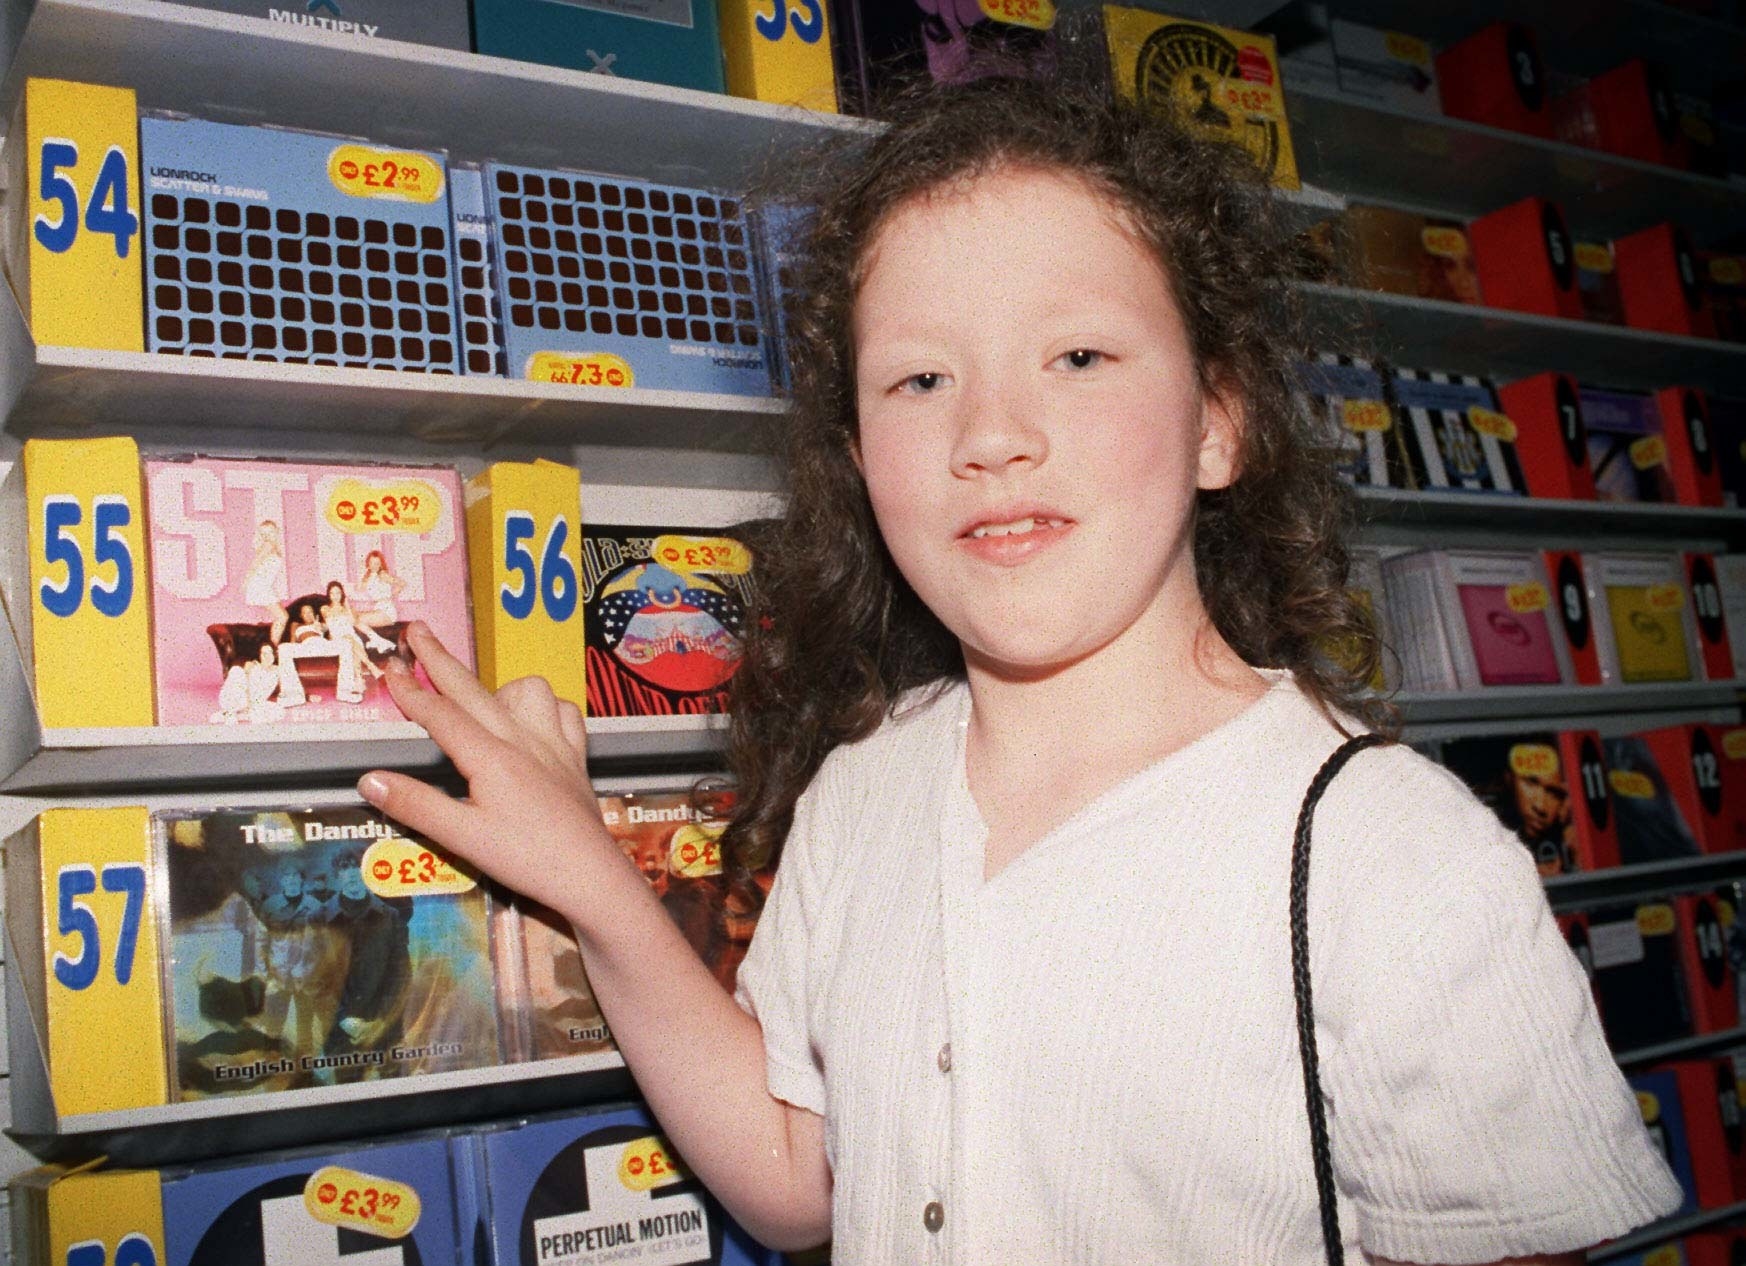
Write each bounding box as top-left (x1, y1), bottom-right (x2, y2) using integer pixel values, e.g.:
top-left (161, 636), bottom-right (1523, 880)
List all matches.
top-left (976, 0), bottom-right (1054, 29)
top-left (1340, 399), bottom-right (1392, 433)
top-left (668, 822), bottom-right (725, 879)
top-left (303, 1166), bottom-right (421, 1238)
top-left (618, 1135), bottom-right (691, 1193)
top-left (1467, 407), bottom-right (1519, 443)
top-left (527, 351), bottom-right (636, 388)
top-left (1506, 581), bottom-right (1549, 614)
top-left (324, 477), bottom-right (443, 535)
top-left (1508, 743), bottom-right (1559, 779)
top-left (360, 837), bottom-right (476, 898)
top-left (326, 145), bottom-right (443, 205)
top-left (650, 534), bottom-right (752, 576)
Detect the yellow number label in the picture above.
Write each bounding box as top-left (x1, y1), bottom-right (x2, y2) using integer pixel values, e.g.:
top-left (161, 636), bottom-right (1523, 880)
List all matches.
top-left (1341, 399), bottom-right (1392, 433)
top-left (618, 1136), bottom-right (691, 1193)
top-left (1506, 582), bottom-right (1549, 614)
top-left (360, 837), bottom-right (476, 898)
top-left (324, 477), bottom-right (443, 536)
top-left (327, 145), bottom-right (443, 204)
top-left (1467, 407), bottom-right (1519, 442)
top-left (304, 1167), bottom-right (422, 1239)
top-left (1508, 744), bottom-right (1559, 779)
top-left (650, 534), bottom-right (753, 576)
top-left (527, 350), bottom-right (636, 387)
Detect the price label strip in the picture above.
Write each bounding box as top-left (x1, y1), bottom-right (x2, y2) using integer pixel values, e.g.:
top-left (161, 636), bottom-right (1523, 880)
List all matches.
top-left (7, 78), bottom-right (145, 351)
top-left (38, 806), bottom-right (169, 1117)
top-left (466, 460), bottom-right (587, 707)
top-left (25, 437), bottom-right (155, 728)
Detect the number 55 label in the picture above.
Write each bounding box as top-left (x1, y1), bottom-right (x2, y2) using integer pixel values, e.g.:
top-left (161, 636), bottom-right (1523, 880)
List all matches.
top-left (25, 438), bottom-right (156, 728)
top-left (6, 79), bottom-right (145, 351)
top-left (36, 806), bottom-right (168, 1117)
top-left (466, 460), bottom-right (587, 709)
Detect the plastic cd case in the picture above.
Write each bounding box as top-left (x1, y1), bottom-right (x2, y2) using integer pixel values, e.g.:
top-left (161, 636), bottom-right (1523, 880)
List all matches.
top-left (1297, 354), bottom-right (1416, 489)
top-left (1437, 732), bottom-right (1583, 875)
top-left (452, 163), bottom-right (506, 378)
top-left (1381, 550), bottom-right (1571, 690)
top-left (156, 805), bottom-right (500, 1100)
top-left (829, 0), bottom-right (1058, 114)
top-left (1581, 552), bottom-right (1700, 685)
top-left (482, 163), bottom-right (771, 395)
top-left (140, 114), bottom-right (460, 372)
top-left (1582, 386), bottom-right (1679, 503)
top-left (1388, 367), bottom-right (1526, 494)
top-left (143, 455), bottom-right (475, 726)
top-left (1603, 736), bottom-right (1705, 865)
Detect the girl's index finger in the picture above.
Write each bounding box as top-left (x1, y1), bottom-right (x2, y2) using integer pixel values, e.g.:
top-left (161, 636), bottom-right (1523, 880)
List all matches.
top-left (384, 666), bottom-right (511, 784)
top-left (404, 621), bottom-right (504, 713)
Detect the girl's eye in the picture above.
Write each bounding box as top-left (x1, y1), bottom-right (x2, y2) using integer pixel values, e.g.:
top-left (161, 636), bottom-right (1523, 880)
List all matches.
top-left (1058, 349), bottom-right (1104, 370)
top-left (898, 371), bottom-right (948, 394)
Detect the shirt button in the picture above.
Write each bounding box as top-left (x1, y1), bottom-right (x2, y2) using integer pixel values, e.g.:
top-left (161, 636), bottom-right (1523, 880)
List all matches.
top-left (937, 1043), bottom-right (953, 1074)
top-left (923, 1200), bottom-right (945, 1233)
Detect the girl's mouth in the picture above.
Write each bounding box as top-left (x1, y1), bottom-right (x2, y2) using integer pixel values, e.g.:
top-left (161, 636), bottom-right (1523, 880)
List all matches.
top-left (967, 516), bottom-right (1069, 540)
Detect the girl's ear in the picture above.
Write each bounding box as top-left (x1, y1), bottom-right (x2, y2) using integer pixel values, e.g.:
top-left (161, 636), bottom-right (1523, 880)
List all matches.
top-left (1195, 382), bottom-right (1245, 491)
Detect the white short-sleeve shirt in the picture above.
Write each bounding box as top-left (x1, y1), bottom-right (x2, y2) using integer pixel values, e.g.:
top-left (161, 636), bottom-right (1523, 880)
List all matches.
top-left (734, 672), bottom-right (1681, 1265)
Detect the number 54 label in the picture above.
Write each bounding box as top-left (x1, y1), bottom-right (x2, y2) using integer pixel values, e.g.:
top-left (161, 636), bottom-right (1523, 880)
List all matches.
top-left (37, 806), bottom-right (168, 1117)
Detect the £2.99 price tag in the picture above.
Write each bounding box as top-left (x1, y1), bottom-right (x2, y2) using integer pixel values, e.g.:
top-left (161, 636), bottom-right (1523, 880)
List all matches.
top-left (39, 806), bottom-right (169, 1116)
top-left (465, 461), bottom-right (587, 706)
top-left (25, 437), bottom-right (155, 728)
top-left (326, 145), bottom-right (443, 205)
top-left (303, 1167), bottom-right (421, 1239)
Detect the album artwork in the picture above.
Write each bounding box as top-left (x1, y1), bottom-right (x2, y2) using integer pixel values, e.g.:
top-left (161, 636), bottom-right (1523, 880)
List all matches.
top-left (157, 805), bottom-right (499, 1100)
top-left (581, 524), bottom-right (757, 717)
top-left (1603, 737), bottom-right (1705, 865)
top-left (144, 456), bottom-right (474, 726)
top-left (1390, 368), bottom-right (1526, 494)
top-left (830, 0), bottom-right (1058, 113)
top-left (1583, 387), bottom-right (1680, 504)
top-left (1296, 354), bottom-right (1416, 489)
top-left (1453, 580), bottom-right (1565, 685)
top-left (1437, 732), bottom-right (1576, 875)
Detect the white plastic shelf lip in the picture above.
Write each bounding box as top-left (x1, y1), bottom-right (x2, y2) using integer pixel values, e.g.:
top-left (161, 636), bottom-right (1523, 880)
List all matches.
top-left (1391, 681), bottom-right (1745, 726)
top-left (1355, 487), bottom-right (1746, 542)
top-left (1544, 853), bottom-right (1746, 912)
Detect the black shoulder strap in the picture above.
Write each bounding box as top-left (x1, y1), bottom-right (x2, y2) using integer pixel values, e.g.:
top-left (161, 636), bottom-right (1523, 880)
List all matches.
top-left (1291, 732), bottom-right (1388, 1266)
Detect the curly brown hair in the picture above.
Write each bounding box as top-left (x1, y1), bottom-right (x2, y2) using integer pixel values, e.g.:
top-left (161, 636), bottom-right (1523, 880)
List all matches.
top-left (724, 74), bottom-right (1390, 871)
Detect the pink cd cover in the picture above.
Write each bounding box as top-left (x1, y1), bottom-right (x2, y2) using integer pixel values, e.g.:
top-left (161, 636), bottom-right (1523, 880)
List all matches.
top-left (145, 457), bottom-right (474, 726)
top-left (1457, 584), bottom-right (1564, 685)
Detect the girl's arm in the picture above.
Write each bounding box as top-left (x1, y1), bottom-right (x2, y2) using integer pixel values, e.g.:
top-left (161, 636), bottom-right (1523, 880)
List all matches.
top-left (358, 623), bottom-right (832, 1251)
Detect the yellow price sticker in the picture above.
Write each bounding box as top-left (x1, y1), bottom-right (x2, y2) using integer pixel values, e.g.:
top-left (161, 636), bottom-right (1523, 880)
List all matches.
top-left (978, 0), bottom-right (1054, 28)
top-left (1574, 241), bottom-right (1614, 274)
top-left (618, 1136), bottom-right (691, 1193)
top-left (1710, 256), bottom-right (1745, 287)
top-left (1630, 434), bottom-right (1667, 471)
top-left (669, 821), bottom-right (726, 878)
top-left (1506, 582), bottom-right (1549, 614)
top-left (1384, 31), bottom-right (1431, 66)
top-left (360, 838), bottom-right (476, 898)
top-left (1638, 904), bottom-right (1675, 936)
top-left (1636, 1090), bottom-right (1662, 1124)
top-left (650, 534), bottom-right (753, 576)
top-left (325, 477), bottom-right (443, 536)
top-left (1647, 583), bottom-right (1684, 611)
top-left (304, 1167), bottom-right (421, 1239)
top-left (1341, 399), bottom-right (1392, 433)
top-left (327, 145), bottom-right (443, 204)
top-left (1723, 728), bottom-right (1746, 761)
top-left (1420, 226), bottom-right (1470, 259)
top-left (1609, 769), bottom-right (1655, 800)
top-left (1508, 743), bottom-right (1559, 779)
top-left (527, 351), bottom-right (636, 388)
top-left (1467, 407), bottom-right (1519, 443)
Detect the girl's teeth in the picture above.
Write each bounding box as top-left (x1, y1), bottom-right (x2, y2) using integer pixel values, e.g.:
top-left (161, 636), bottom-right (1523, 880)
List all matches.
top-left (970, 518), bottom-right (1059, 539)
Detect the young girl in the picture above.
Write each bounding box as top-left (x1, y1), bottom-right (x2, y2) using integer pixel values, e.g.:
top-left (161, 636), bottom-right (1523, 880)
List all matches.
top-left (361, 80), bottom-right (1678, 1263)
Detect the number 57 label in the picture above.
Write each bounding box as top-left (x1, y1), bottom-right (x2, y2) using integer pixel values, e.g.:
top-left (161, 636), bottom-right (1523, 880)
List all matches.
top-left (37, 806), bottom-right (168, 1117)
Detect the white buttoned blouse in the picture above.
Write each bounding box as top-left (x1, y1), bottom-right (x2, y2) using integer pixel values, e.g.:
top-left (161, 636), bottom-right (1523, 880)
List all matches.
top-left (733, 672), bottom-right (1680, 1265)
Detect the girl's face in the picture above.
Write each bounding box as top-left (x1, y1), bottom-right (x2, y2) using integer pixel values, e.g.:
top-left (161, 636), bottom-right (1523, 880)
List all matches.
top-left (852, 165), bottom-right (1240, 679)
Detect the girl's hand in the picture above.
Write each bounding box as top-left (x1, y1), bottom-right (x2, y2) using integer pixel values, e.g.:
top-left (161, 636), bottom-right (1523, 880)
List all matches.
top-left (357, 621), bottom-right (618, 908)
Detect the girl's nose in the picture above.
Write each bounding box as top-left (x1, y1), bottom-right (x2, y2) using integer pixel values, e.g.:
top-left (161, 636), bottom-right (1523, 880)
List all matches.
top-left (948, 381), bottom-right (1048, 477)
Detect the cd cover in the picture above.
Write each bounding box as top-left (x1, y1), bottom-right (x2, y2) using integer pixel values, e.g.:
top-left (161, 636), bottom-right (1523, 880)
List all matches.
top-left (157, 805), bottom-right (500, 1099)
top-left (1296, 354), bottom-right (1416, 489)
top-left (144, 456), bottom-right (475, 726)
top-left (1603, 737), bottom-right (1704, 865)
top-left (582, 524), bottom-right (757, 717)
top-left (1436, 732), bottom-right (1577, 875)
top-left (1389, 368), bottom-right (1526, 495)
top-left (1582, 387), bottom-right (1679, 504)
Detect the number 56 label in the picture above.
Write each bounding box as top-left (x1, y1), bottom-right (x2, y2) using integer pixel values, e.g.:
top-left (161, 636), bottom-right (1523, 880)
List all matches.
top-left (38, 806), bottom-right (168, 1117)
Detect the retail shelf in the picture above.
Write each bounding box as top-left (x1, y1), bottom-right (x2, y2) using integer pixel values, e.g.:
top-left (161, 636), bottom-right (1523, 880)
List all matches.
top-left (1355, 487), bottom-right (1746, 548)
top-left (0, 283), bottom-right (785, 452)
top-left (1394, 681), bottom-right (1743, 728)
top-left (1287, 81), bottom-right (1746, 244)
top-left (0, 0), bottom-right (867, 188)
top-left (1301, 283), bottom-right (1746, 397)
top-left (1613, 1023), bottom-right (1746, 1070)
top-left (1545, 853), bottom-right (1746, 912)
top-left (1591, 1200), bottom-right (1746, 1262)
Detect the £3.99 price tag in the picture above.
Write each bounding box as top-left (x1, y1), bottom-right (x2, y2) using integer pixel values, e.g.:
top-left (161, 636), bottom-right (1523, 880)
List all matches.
top-left (39, 806), bottom-right (169, 1116)
top-left (465, 460), bottom-right (587, 706)
top-left (324, 477), bottom-right (444, 535)
top-left (650, 534), bottom-right (752, 576)
top-left (360, 836), bottom-right (476, 898)
top-left (25, 437), bottom-right (156, 728)
top-left (303, 1167), bottom-right (422, 1239)
top-left (618, 1135), bottom-right (692, 1193)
